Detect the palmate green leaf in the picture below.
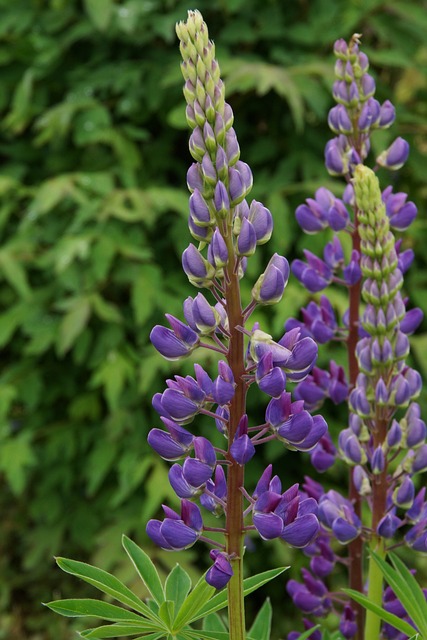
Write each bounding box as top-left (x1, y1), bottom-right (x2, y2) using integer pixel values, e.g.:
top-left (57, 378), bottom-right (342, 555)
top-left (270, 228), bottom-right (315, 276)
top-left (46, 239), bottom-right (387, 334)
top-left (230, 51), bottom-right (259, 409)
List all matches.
top-left (44, 599), bottom-right (147, 624)
top-left (172, 574), bottom-right (215, 630)
top-left (372, 551), bottom-right (427, 637)
top-left (190, 567), bottom-right (289, 623)
top-left (122, 536), bottom-right (165, 607)
top-left (184, 631), bottom-right (229, 640)
top-left (165, 565), bottom-right (191, 614)
top-left (248, 598), bottom-right (272, 640)
top-left (80, 622), bottom-right (161, 638)
top-left (202, 612), bottom-right (227, 632)
top-left (55, 558), bottom-right (158, 622)
top-left (158, 601), bottom-right (174, 628)
top-left (343, 589), bottom-right (417, 637)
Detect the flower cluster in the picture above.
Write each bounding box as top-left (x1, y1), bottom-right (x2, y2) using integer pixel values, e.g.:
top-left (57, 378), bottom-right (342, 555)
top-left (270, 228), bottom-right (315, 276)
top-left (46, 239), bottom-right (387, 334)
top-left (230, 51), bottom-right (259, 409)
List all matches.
top-left (146, 10), bottom-right (325, 595)
top-left (286, 35), bottom-right (426, 640)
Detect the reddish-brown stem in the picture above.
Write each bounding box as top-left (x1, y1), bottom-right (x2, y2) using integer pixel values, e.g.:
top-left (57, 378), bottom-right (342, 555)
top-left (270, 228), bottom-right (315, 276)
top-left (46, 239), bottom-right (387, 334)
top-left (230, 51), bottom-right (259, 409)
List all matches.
top-left (347, 220), bottom-right (364, 640)
top-left (224, 248), bottom-right (247, 639)
top-left (371, 414), bottom-right (389, 532)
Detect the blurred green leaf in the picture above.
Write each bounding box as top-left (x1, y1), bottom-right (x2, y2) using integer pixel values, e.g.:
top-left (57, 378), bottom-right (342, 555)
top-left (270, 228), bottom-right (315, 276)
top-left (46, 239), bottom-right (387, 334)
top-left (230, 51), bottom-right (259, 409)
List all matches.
top-left (0, 432), bottom-right (36, 495)
top-left (57, 296), bottom-right (92, 356)
top-left (84, 0), bottom-right (113, 31)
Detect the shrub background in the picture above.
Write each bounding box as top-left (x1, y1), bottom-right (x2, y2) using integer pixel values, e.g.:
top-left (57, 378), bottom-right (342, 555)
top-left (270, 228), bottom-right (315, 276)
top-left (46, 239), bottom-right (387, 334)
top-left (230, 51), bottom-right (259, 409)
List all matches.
top-left (0, 0), bottom-right (426, 638)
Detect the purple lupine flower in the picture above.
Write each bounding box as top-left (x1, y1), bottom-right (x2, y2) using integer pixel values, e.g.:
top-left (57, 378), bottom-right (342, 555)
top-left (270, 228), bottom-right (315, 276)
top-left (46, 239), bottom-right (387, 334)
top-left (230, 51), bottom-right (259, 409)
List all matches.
top-left (378, 99), bottom-right (396, 128)
top-left (256, 352), bottom-right (287, 398)
top-left (343, 250), bottom-right (362, 285)
top-left (230, 414), bottom-right (255, 464)
top-left (339, 605), bottom-right (358, 639)
top-left (243, 199), bottom-right (274, 244)
top-left (200, 465), bottom-right (227, 515)
top-left (236, 217), bottom-right (257, 257)
top-left (287, 568), bottom-right (332, 616)
top-left (295, 361), bottom-right (348, 412)
top-left (147, 417), bottom-right (194, 460)
top-left (266, 391), bottom-right (327, 451)
top-left (382, 186), bottom-right (417, 231)
top-left (253, 483), bottom-right (319, 547)
top-left (252, 253), bottom-right (290, 304)
top-left (150, 314), bottom-right (200, 360)
top-left (400, 307), bottom-right (423, 334)
top-left (393, 475), bottom-right (415, 509)
top-left (292, 250), bottom-right (333, 293)
top-left (155, 374), bottom-right (206, 424)
top-left (249, 327), bottom-right (318, 383)
top-left (309, 432), bottom-right (337, 473)
top-left (212, 361), bottom-right (236, 405)
top-left (318, 490), bottom-right (361, 543)
top-left (285, 295), bottom-right (338, 345)
top-left (376, 137), bottom-right (410, 170)
top-left (383, 583), bottom-right (420, 639)
top-left (295, 187), bottom-right (350, 233)
top-left (306, 534), bottom-right (336, 578)
top-left (146, 500), bottom-right (203, 550)
top-left (377, 511), bottom-right (402, 539)
top-left (206, 550), bottom-right (234, 589)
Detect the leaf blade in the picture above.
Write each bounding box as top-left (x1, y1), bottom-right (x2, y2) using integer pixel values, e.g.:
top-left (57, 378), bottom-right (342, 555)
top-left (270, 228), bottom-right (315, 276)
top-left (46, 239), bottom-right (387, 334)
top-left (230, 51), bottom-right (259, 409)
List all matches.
top-left (56, 557), bottom-right (155, 620)
top-left (44, 599), bottom-right (146, 623)
top-left (122, 535), bottom-right (165, 607)
top-left (343, 589), bottom-right (417, 637)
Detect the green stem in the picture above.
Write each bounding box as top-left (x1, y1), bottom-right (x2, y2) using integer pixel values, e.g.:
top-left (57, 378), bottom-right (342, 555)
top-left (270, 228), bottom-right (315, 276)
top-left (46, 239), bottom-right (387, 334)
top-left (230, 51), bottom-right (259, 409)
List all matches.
top-left (365, 537), bottom-right (386, 639)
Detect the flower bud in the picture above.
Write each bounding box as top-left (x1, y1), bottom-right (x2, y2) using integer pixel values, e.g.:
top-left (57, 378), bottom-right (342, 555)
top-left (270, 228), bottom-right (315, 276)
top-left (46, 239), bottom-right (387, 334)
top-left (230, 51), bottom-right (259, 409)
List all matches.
top-left (150, 315), bottom-right (199, 360)
top-left (213, 180), bottom-right (230, 218)
top-left (206, 550), bottom-right (233, 589)
top-left (248, 200), bottom-right (273, 244)
top-left (376, 137), bottom-right (410, 170)
top-left (393, 475), bottom-right (415, 509)
top-left (377, 512), bottom-right (401, 539)
top-left (252, 254), bottom-right (290, 305)
top-left (189, 189), bottom-right (213, 226)
top-left (353, 465), bottom-right (371, 495)
top-left (378, 100), bottom-right (396, 128)
top-left (182, 244), bottom-right (216, 287)
top-left (236, 218), bottom-right (257, 256)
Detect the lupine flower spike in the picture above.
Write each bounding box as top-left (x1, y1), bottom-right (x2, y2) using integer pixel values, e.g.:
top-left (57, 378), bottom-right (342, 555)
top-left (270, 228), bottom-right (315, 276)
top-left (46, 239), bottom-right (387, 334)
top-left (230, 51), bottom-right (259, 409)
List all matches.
top-left (147, 11), bottom-right (323, 640)
top-left (287, 35), bottom-right (425, 640)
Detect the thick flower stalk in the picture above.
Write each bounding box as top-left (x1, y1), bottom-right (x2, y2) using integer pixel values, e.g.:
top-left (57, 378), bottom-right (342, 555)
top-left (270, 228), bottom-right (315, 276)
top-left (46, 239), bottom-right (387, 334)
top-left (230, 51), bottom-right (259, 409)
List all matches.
top-left (147, 11), bottom-right (325, 640)
top-left (351, 165), bottom-right (425, 638)
top-left (287, 35), bottom-right (424, 640)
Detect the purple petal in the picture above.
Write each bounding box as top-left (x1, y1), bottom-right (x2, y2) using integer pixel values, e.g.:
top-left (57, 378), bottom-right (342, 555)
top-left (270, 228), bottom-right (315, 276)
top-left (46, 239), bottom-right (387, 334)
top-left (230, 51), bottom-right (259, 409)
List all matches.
top-left (282, 513), bottom-right (319, 547)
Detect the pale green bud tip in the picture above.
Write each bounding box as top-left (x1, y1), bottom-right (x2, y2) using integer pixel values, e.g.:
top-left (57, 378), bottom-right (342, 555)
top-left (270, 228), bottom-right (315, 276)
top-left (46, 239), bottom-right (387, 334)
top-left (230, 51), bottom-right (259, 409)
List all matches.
top-left (177, 10), bottom-right (208, 44)
top-left (353, 164), bottom-right (384, 217)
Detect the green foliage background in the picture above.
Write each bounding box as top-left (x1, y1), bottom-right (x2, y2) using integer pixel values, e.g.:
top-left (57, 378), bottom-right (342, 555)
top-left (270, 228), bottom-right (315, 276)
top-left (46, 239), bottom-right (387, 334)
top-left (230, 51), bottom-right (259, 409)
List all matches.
top-left (0, 0), bottom-right (426, 638)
